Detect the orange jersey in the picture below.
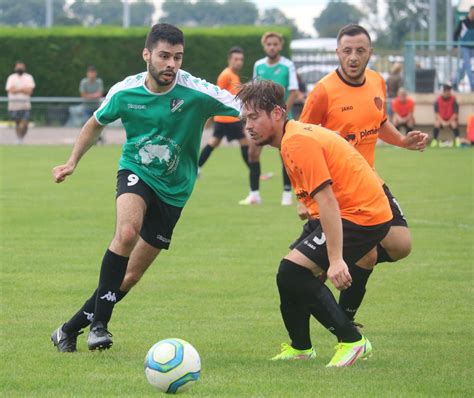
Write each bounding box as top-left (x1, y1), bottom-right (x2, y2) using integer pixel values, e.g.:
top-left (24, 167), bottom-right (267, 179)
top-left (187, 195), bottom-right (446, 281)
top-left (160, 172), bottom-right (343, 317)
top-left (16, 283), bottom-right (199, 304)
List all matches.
top-left (392, 97), bottom-right (415, 117)
top-left (299, 69), bottom-right (387, 168)
top-left (214, 67), bottom-right (241, 123)
top-left (281, 120), bottom-right (392, 226)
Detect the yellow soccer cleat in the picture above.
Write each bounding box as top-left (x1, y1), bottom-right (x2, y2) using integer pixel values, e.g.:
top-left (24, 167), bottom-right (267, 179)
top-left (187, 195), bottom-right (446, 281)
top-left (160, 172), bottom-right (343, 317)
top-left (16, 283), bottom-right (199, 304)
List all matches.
top-left (326, 336), bottom-right (372, 367)
top-left (271, 343), bottom-right (316, 361)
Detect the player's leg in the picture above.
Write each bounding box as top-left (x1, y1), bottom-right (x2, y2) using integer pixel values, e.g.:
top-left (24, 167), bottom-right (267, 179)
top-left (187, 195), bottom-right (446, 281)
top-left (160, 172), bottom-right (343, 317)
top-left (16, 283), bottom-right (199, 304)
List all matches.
top-left (18, 111), bottom-right (30, 141)
top-left (238, 137), bottom-right (250, 166)
top-left (198, 122), bottom-right (224, 170)
top-left (431, 115), bottom-right (442, 147)
top-left (376, 184), bottom-right (411, 264)
top-left (86, 192), bottom-right (147, 350)
top-left (450, 117), bottom-right (460, 147)
top-left (239, 139), bottom-right (262, 205)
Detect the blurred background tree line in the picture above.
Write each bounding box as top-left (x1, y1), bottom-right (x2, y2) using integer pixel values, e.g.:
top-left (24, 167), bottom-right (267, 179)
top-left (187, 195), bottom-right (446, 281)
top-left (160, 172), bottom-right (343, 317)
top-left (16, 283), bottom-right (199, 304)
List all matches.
top-left (0, 0), bottom-right (455, 49)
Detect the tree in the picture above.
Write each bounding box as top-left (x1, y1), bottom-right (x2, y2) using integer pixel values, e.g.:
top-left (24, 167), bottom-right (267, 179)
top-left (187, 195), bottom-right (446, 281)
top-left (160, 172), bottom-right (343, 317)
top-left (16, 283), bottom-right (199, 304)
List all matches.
top-left (259, 8), bottom-right (309, 39)
top-left (313, 1), bottom-right (364, 38)
top-left (159, 0), bottom-right (258, 26)
top-left (0, 0), bottom-right (67, 26)
top-left (68, 0), bottom-right (155, 26)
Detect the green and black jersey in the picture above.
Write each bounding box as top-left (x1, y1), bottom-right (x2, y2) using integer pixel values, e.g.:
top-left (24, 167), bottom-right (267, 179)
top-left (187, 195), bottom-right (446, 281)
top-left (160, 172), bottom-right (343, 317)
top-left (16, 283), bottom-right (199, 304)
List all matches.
top-left (95, 70), bottom-right (240, 207)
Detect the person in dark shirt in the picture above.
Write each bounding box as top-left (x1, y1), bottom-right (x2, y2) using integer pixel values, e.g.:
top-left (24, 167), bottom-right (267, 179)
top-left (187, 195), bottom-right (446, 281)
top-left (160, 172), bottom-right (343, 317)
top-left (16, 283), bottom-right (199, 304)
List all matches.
top-left (453, 6), bottom-right (474, 91)
top-left (431, 84), bottom-right (460, 147)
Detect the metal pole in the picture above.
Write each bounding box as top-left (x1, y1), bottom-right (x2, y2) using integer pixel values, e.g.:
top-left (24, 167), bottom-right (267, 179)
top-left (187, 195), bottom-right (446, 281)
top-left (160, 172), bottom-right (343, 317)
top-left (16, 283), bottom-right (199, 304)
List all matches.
top-left (45, 0), bottom-right (53, 27)
top-left (446, 0), bottom-right (454, 83)
top-left (429, 0), bottom-right (437, 68)
top-left (123, 0), bottom-right (130, 28)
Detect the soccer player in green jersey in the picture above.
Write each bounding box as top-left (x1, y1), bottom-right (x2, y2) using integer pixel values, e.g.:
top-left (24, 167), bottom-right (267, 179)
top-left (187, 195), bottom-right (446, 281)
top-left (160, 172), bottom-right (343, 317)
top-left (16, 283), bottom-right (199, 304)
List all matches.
top-left (239, 32), bottom-right (298, 206)
top-left (50, 23), bottom-right (240, 352)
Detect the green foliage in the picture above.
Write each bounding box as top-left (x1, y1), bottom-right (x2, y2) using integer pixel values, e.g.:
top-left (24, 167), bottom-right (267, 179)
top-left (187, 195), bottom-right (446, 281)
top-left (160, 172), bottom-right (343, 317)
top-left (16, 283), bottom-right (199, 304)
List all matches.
top-left (160, 0), bottom-right (259, 26)
top-left (0, 26), bottom-right (291, 97)
top-left (313, 1), bottom-right (364, 38)
top-left (0, 0), bottom-right (68, 26)
top-left (1, 145), bottom-right (473, 396)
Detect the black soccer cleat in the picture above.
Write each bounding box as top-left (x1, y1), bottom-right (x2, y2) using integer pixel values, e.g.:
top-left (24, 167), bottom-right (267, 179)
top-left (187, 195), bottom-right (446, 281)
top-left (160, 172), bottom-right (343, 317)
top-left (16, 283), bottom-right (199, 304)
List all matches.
top-left (87, 322), bottom-right (113, 351)
top-left (51, 324), bottom-right (83, 353)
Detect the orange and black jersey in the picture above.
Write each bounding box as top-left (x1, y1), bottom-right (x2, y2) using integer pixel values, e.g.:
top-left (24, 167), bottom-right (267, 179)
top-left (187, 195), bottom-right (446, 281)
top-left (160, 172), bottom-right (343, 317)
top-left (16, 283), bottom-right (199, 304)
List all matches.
top-left (281, 120), bottom-right (392, 226)
top-left (300, 69), bottom-right (387, 168)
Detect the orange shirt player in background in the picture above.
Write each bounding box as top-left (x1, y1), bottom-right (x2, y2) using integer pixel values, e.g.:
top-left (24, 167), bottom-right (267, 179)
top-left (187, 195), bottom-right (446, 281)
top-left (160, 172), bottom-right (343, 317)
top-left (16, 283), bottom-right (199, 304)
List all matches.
top-left (300, 24), bottom-right (428, 324)
top-left (198, 47), bottom-right (249, 174)
top-left (391, 87), bottom-right (415, 135)
top-left (237, 79), bottom-right (392, 366)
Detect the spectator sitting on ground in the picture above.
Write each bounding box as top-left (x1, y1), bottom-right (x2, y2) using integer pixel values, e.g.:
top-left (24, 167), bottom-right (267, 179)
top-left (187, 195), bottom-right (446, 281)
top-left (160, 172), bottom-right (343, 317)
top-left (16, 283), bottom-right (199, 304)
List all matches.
top-left (391, 87), bottom-right (415, 134)
top-left (431, 84), bottom-right (460, 148)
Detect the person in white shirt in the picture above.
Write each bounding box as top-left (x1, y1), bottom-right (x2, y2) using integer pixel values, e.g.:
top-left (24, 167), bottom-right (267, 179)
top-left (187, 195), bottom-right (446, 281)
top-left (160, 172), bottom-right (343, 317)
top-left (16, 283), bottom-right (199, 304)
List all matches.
top-left (5, 61), bottom-right (36, 144)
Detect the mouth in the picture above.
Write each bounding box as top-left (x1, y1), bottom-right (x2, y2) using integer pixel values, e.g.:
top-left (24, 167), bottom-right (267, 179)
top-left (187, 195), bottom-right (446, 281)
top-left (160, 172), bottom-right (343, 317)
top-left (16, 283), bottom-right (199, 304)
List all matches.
top-left (161, 72), bottom-right (175, 79)
top-left (348, 64), bottom-right (359, 73)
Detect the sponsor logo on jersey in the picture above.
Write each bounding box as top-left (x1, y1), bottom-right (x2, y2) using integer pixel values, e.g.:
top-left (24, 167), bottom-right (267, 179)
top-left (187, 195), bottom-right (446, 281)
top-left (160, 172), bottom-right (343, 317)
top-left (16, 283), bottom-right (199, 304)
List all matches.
top-left (127, 103), bottom-right (146, 110)
top-left (360, 127), bottom-right (380, 139)
top-left (342, 105), bottom-right (354, 112)
top-left (170, 98), bottom-right (184, 113)
top-left (135, 135), bottom-right (183, 175)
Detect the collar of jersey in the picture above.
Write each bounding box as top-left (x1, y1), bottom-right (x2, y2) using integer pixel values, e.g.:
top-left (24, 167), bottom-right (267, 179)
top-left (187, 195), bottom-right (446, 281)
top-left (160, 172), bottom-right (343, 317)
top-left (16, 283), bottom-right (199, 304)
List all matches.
top-left (335, 68), bottom-right (366, 88)
top-left (142, 71), bottom-right (179, 96)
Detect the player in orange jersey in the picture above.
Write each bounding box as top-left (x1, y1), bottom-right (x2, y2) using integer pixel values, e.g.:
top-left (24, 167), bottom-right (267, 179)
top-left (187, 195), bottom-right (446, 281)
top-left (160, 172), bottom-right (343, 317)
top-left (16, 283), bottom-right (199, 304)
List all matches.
top-left (237, 79), bottom-right (392, 366)
top-left (198, 47), bottom-right (249, 173)
top-left (300, 25), bottom-right (428, 324)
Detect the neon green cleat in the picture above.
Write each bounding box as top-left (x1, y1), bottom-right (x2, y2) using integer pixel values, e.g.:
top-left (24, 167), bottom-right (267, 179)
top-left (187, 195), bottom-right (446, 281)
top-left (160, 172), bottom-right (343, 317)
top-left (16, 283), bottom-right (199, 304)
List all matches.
top-left (326, 336), bottom-right (372, 367)
top-left (430, 138), bottom-right (439, 148)
top-left (454, 137), bottom-right (461, 148)
top-left (271, 343), bottom-right (316, 361)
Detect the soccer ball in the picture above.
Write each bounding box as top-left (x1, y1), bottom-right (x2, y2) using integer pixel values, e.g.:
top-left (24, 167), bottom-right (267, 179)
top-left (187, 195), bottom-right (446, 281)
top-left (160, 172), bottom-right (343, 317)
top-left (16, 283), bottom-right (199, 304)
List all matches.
top-left (144, 338), bottom-right (201, 394)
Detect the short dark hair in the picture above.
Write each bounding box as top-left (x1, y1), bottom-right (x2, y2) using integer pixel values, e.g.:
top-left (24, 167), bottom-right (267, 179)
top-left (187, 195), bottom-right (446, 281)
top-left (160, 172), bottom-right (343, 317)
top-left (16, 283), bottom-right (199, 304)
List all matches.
top-left (236, 79), bottom-right (286, 115)
top-left (442, 83), bottom-right (452, 91)
top-left (337, 24), bottom-right (371, 45)
top-left (87, 65), bottom-right (97, 72)
top-left (145, 23), bottom-right (184, 50)
top-left (228, 46), bottom-right (244, 57)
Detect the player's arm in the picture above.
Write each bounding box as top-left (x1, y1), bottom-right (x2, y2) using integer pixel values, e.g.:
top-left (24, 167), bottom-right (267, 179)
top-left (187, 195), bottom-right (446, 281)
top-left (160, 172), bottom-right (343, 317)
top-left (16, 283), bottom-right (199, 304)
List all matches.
top-left (286, 90), bottom-right (298, 112)
top-left (379, 120), bottom-right (428, 151)
top-left (52, 116), bottom-right (104, 183)
top-left (312, 185), bottom-right (352, 291)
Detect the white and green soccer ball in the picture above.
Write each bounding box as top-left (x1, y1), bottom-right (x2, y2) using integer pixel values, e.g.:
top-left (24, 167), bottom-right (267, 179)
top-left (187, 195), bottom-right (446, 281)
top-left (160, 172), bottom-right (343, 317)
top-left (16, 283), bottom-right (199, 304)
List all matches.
top-left (144, 338), bottom-right (201, 394)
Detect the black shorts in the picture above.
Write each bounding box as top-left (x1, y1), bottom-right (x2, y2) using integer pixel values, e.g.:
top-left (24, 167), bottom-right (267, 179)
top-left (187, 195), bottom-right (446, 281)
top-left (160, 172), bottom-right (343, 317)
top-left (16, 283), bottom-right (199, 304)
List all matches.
top-left (290, 218), bottom-right (391, 270)
top-left (213, 121), bottom-right (245, 141)
top-left (116, 170), bottom-right (182, 250)
top-left (383, 184), bottom-right (408, 227)
top-left (9, 110), bottom-right (30, 122)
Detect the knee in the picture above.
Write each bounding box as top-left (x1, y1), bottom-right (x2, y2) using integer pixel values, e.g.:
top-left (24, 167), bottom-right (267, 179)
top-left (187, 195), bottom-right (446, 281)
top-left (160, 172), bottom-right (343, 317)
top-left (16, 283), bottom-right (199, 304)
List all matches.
top-left (121, 270), bottom-right (142, 291)
top-left (115, 223), bottom-right (140, 249)
top-left (356, 249), bottom-right (378, 270)
top-left (384, 236), bottom-right (412, 261)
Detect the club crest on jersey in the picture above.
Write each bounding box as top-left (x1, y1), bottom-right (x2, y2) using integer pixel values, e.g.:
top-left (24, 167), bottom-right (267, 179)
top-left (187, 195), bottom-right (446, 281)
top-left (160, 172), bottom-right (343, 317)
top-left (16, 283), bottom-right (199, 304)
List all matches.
top-left (374, 96), bottom-right (383, 111)
top-left (170, 98), bottom-right (184, 113)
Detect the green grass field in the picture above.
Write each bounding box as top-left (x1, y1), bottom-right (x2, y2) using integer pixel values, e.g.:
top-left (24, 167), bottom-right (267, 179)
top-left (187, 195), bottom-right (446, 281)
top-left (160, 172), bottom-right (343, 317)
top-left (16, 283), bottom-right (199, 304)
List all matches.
top-left (1, 144), bottom-right (473, 397)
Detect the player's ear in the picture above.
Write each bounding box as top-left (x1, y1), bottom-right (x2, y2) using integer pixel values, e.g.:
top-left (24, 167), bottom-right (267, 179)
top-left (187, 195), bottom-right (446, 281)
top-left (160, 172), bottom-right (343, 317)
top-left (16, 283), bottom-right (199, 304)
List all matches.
top-left (143, 48), bottom-right (150, 63)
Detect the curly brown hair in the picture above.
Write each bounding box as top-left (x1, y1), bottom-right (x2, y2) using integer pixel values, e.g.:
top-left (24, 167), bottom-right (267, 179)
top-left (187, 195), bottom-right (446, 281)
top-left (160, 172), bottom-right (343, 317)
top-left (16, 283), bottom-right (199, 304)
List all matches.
top-left (236, 80), bottom-right (287, 115)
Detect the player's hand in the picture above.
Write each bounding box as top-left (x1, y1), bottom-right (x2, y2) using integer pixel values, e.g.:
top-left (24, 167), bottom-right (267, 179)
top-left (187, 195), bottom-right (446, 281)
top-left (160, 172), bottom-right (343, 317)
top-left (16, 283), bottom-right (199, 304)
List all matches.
top-left (52, 163), bottom-right (75, 183)
top-left (403, 131), bottom-right (429, 152)
top-left (297, 202), bottom-right (310, 220)
top-left (327, 259), bottom-right (352, 291)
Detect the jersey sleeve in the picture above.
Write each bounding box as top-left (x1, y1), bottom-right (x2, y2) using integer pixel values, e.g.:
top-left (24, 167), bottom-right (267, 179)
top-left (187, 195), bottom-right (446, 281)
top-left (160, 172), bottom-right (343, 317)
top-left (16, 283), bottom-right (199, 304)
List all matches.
top-left (299, 82), bottom-right (328, 124)
top-left (283, 135), bottom-right (332, 197)
top-left (380, 74), bottom-right (387, 122)
top-left (252, 63), bottom-right (257, 79)
top-left (94, 84), bottom-right (121, 125)
top-left (288, 61), bottom-right (298, 91)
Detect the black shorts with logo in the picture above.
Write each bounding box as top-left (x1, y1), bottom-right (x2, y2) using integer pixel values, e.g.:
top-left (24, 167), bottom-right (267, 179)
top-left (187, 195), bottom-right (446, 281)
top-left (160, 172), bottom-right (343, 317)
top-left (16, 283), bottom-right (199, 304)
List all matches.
top-left (383, 184), bottom-right (408, 227)
top-left (213, 121), bottom-right (245, 141)
top-left (116, 170), bottom-right (183, 250)
top-left (290, 218), bottom-right (391, 270)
